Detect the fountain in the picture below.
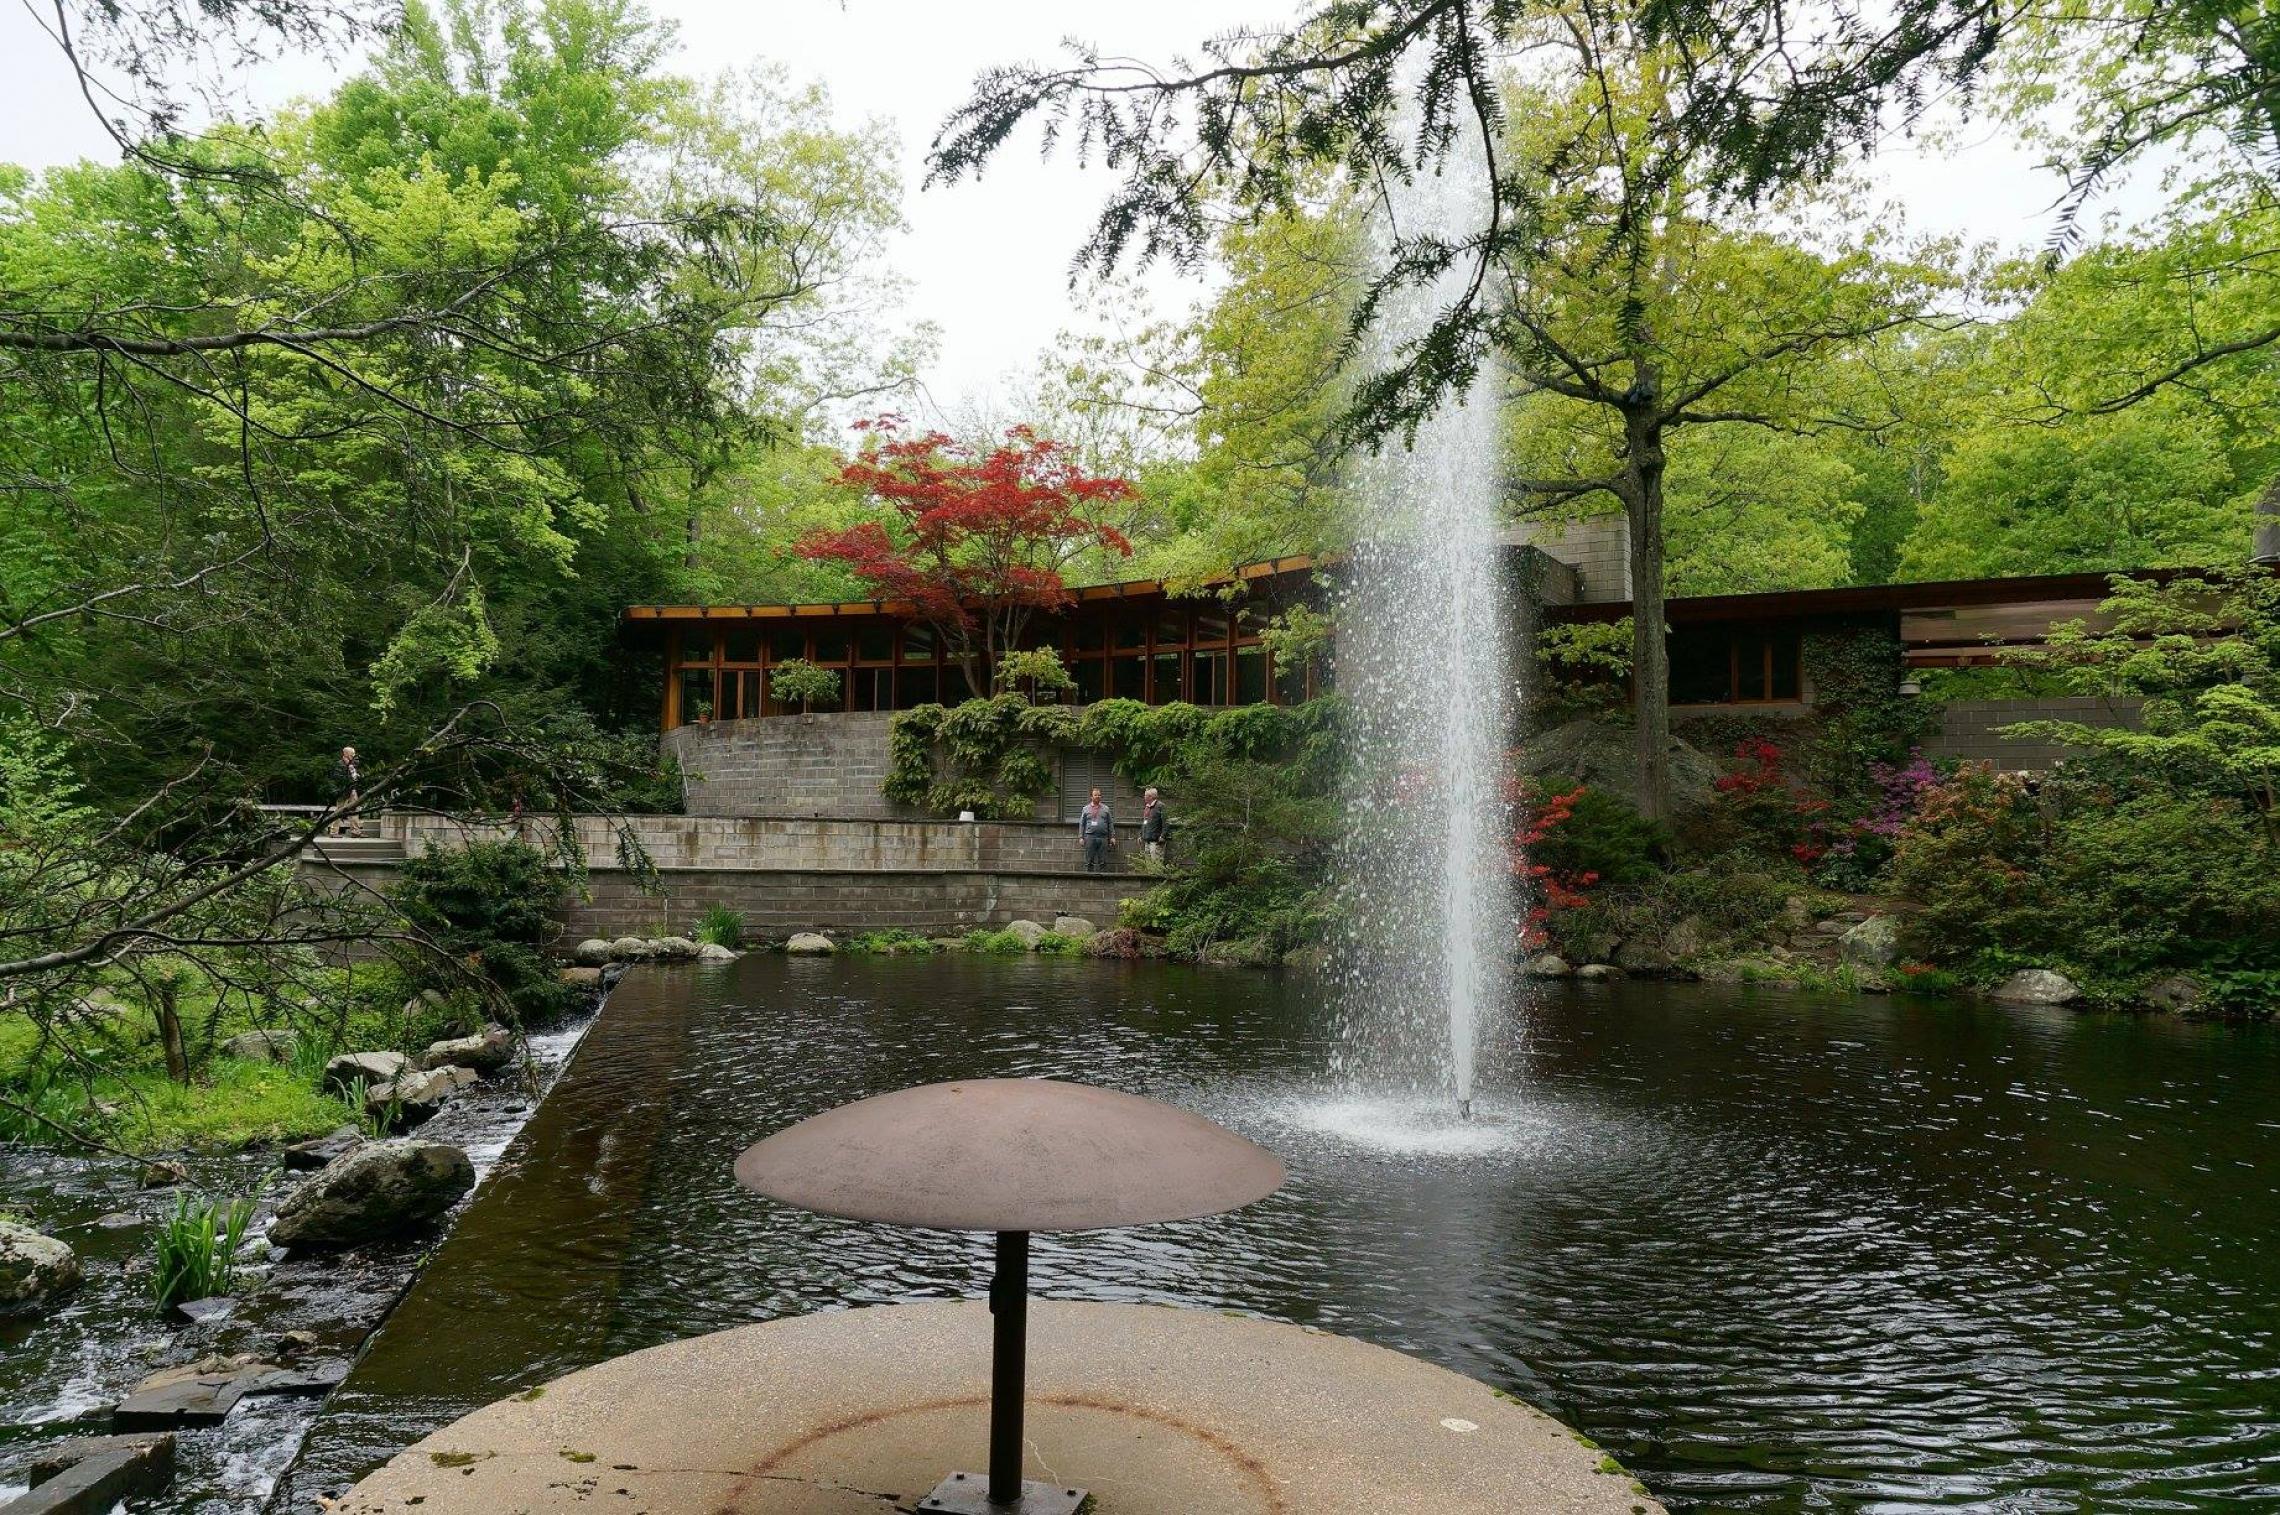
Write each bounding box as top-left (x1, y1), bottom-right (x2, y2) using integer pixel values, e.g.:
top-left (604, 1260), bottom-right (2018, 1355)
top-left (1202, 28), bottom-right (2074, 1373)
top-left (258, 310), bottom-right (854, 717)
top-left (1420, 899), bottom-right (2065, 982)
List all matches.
top-left (1333, 116), bottom-right (1519, 1121)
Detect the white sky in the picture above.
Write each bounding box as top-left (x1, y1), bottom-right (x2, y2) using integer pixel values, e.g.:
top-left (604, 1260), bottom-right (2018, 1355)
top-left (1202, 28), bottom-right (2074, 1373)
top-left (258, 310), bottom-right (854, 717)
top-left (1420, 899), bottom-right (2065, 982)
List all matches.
top-left (0, 0), bottom-right (2164, 412)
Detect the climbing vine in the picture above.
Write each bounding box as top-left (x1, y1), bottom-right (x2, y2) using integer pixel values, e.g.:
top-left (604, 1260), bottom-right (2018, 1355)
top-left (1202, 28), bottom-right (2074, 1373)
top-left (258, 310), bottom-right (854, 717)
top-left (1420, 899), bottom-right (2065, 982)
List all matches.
top-left (885, 696), bottom-right (1345, 818)
top-left (1802, 623), bottom-right (1937, 802)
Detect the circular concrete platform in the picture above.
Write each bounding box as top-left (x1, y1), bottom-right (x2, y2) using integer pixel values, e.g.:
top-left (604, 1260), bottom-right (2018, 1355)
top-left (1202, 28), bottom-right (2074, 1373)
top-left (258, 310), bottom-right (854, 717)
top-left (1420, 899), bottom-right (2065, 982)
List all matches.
top-left (339, 1301), bottom-right (1664, 1514)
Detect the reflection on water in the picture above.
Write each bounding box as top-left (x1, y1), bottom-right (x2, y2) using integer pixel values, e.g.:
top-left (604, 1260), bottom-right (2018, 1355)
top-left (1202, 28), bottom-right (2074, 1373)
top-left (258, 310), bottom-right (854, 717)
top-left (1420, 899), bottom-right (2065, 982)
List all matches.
top-left (281, 955), bottom-right (2280, 1511)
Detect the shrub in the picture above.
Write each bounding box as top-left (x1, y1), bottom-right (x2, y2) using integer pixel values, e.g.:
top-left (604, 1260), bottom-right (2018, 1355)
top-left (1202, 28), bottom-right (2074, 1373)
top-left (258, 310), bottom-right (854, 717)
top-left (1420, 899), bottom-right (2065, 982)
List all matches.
top-left (995, 647), bottom-right (1077, 703)
top-left (1521, 777), bottom-right (1666, 886)
top-left (768, 659), bottom-right (842, 711)
top-left (152, 1188), bottom-right (258, 1312)
top-left (695, 906), bottom-right (745, 949)
top-left (388, 840), bottom-right (566, 1025)
top-left (962, 928), bottom-right (1030, 954)
top-left (846, 929), bottom-right (935, 954)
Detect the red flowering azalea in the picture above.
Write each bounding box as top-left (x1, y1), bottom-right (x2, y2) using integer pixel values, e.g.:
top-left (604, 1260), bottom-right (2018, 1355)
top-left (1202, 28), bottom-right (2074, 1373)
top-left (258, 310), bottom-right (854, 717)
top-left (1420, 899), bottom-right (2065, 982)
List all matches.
top-left (801, 416), bottom-right (1135, 696)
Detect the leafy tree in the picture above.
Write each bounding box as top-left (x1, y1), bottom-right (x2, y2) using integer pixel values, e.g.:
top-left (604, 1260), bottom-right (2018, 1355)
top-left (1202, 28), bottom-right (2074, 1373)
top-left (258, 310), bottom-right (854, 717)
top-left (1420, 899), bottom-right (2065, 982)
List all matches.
top-left (799, 417), bottom-right (1137, 697)
top-left (767, 658), bottom-right (843, 712)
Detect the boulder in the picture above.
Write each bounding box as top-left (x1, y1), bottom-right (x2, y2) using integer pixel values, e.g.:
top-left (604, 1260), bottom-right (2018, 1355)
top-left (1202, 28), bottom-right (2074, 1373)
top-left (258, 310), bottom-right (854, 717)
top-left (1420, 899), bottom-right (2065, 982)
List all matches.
top-left (695, 942), bottom-right (738, 962)
top-left (219, 1030), bottom-right (297, 1064)
top-left (401, 989), bottom-right (448, 1019)
top-left (282, 1127), bottom-right (361, 1173)
top-left (1991, 968), bottom-right (2082, 1005)
top-left (0, 1219), bottom-right (81, 1319)
top-left (322, 1051), bottom-right (408, 1094)
top-left (1051, 916), bottom-right (1097, 940)
top-left (1513, 718), bottom-right (1723, 813)
top-left (1524, 952), bottom-right (1572, 978)
top-left (1612, 940), bottom-right (1674, 975)
top-left (2142, 973), bottom-right (2204, 1013)
top-left (649, 936), bottom-right (701, 960)
top-left (557, 966), bottom-right (604, 991)
top-left (1664, 916), bottom-right (1709, 962)
top-left (1574, 963), bottom-right (1625, 982)
top-left (610, 935), bottom-right (654, 961)
top-left (269, 1139), bottom-right (475, 1249)
top-left (419, 1026), bottom-right (514, 1074)
top-left (1002, 920), bottom-right (1049, 950)
top-left (367, 1066), bottom-right (478, 1127)
top-left (138, 1161), bottom-right (188, 1191)
top-left (22, 1433), bottom-right (175, 1510)
top-left (1839, 915), bottom-right (1900, 968)
top-left (784, 932), bottom-right (836, 956)
top-left (571, 938), bottom-right (614, 966)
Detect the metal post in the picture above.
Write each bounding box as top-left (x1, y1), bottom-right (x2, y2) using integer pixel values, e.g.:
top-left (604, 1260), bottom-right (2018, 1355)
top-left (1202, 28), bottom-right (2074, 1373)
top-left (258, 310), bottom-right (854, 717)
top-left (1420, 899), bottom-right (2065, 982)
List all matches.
top-left (987, 1230), bottom-right (1030, 1506)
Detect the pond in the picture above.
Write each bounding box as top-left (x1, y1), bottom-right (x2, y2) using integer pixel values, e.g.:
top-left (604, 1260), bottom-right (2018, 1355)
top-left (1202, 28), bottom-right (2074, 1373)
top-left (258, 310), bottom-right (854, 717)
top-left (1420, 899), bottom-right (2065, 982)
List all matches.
top-left (274, 955), bottom-right (2279, 1511)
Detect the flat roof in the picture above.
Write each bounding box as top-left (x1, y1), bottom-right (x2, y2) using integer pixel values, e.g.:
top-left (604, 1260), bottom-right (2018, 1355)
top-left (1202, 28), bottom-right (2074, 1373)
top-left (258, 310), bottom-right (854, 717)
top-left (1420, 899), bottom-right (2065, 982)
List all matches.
top-left (1547, 570), bottom-right (2151, 625)
top-left (620, 555), bottom-right (1322, 624)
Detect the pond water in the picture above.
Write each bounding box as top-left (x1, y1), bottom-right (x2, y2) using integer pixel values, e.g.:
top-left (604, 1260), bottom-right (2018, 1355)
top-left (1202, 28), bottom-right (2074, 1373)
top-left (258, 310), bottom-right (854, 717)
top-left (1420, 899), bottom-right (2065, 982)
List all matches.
top-left (273, 955), bottom-right (2280, 1511)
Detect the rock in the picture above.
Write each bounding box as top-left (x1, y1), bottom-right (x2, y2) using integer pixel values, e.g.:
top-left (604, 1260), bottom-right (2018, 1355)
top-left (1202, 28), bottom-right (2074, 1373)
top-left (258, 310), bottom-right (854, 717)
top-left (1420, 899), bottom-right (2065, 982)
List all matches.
top-left (219, 1030), bottom-right (297, 1064)
top-left (1612, 940), bottom-right (1674, 975)
top-left (1782, 895), bottom-right (1814, 928)
top-left (137, 1161), bottom-right (188, 1191)
top-left (571, 938), bottom-right (614, 966)
top-left (1002, 920), bottom-right (1049, 950)
top-left (269, 1139), bottom-right (475, 1249)
top-left (1525, 952), bottom-right (1572, 978)
top-left (649, 935), bottom-right (701, 960)
top-left (1513, 718), bottom-right (1724, 812)
top-left (1200, 937), bottom-right (1278, 969)
top-left (367, 1066), bottom-right (478, 1127)
top-left (695, 942), bottom-right (738, 962)
top-left (1813, 919), bottom-right (1853, 936)
top-left (1051, 916), bottom-right (1097, 940)
top-left (557, 965), bottom-right (605, 990)
top-left (95, 1212), bottom-right (141, 1230)
top-left (270, 1329), bottom-right (319, 1363)
top-left (283, 1127), bottom-right (361, 1172)
top-left (0, 1219), bottom-right (81, 1319)
top-left (419, 1026), bottom-right (514, 1074)
top-left (610, 935), bottom-right (655, 960)
top-left (321, 1051), bottom-right (408, 1094)
top-left (1574, 963), bottom-right (1625, 982)
top-left (2142, 973), bottom-right (2204, 1013)
top-left (1991, 968), bottom-right (2082, 1005)
top-left (22, 1433), bottom-right (175, 1512)
top-left (168, 1295), bottom-right (236, 1326)
top-left (1840, 915), bottom-right (1901, 967)
top-left (784, 932), bottom-right (836, 955)
top-left (401, 989), bottom-right (449, 1019)
top-left (113, 1356), bottom-right (339, 1429)
top-left (1664, 917), bottom-right (1708, 962)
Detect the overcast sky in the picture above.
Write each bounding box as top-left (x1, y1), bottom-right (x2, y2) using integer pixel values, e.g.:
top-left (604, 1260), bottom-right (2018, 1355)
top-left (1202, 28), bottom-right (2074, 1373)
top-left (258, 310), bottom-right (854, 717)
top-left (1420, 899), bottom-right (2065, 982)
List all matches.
top-left (0, 0), bottom-right (2159, 415)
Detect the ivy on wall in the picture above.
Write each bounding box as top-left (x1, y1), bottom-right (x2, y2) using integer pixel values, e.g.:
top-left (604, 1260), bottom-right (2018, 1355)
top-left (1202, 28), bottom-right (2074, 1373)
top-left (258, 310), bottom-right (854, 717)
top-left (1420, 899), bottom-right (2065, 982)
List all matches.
top-left (1801, 623), bottom-right (1938, 800)
top-left (886, 696), bottom-right (1344, 818)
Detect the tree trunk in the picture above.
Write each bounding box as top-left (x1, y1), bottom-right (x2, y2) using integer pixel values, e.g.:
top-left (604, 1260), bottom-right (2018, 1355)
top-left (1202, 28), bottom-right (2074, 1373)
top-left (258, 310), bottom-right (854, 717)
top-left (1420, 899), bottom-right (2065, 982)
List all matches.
top-left (1623, 401), bottom-right (1672, 821)
top-left (155, 980), bottom-right (189, 1087)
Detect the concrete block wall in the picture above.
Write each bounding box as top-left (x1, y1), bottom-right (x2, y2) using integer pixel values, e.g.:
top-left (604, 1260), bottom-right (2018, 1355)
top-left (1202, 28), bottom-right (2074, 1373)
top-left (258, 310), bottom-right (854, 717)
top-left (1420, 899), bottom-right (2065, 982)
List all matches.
top-left (377, 813), bottom-right (1150, 873)
top-left (1923, 696), bottom-right (2143, 770)
top-left (1504, 516), bottom-right (1631, 603)
top-left (665, 712), bottom-right (912, 819)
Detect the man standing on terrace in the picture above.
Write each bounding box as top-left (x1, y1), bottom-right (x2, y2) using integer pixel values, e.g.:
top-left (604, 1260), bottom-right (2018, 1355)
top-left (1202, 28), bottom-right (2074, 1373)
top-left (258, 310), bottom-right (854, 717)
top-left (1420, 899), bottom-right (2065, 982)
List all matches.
top-left (1078, 788), bottom-right (1116, 873)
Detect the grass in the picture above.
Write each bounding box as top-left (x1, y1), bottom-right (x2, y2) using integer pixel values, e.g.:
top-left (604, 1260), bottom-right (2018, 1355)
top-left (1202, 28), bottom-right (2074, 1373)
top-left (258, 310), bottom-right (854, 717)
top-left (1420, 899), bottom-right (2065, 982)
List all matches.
top-left (961, 928), bottom-right (1089, 956)
top-left (694, 905), bottom-right (745, 949)
top-left (152, 1187), bottom-right (259, 1311)
top-left (844, 929), bottom-right (937, 955)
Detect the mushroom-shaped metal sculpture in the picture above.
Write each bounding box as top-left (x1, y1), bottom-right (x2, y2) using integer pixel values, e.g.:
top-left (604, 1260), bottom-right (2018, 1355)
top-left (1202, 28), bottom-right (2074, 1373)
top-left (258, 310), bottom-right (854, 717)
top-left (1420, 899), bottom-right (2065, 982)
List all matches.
top-left (735, 1077), bottom-right (1286, 1514)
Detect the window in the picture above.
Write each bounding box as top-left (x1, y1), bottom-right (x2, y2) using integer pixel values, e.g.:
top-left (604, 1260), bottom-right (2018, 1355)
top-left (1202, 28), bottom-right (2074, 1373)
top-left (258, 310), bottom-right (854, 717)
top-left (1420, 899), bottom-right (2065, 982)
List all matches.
top-left (811, 629), bottom-right (849, 663)
top-left (1150, 651), bottom-right (1185, 704)
top-left (678, 668), bottom-right (716, 720)
top-left (1193, 608), bottom-right (1229, 647)
top-left (730, 670), bottom-right (762, 719)
top-left (1112, 656), bottom-right (1146, 701)
top-left (1113, 615), bottom-right (1145, 651)
top-left (857, 624), bottom-right (895, 662)
top-left (901, 624), bottom-right (935, 662)
top-left (769, 627), bottom-right (806, 663)
top-left (1235, 646), bottom-right (1269, 704)
top-left (1073, 659), bottom-right (1107, 704)
top-left (896, 666), bottom-right (939, 708)
top-left (1193, 649), bottom-right (1227, 706)
top-left (1153, 609), bottom-right (1188, 651)
top-left (722, 629), bottom-right (760, 664)
top-left (1668, 625), bottom-right (1803, 704)
top-left (678, 631), bottom-right (716, 667)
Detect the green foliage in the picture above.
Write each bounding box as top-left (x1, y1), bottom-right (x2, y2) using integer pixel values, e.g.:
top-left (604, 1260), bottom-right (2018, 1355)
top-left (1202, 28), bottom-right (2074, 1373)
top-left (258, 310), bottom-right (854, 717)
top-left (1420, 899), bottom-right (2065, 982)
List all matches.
top-left (1534, 619), bottom-right (1634, 721)
top-left (961, 928), bottom-right (1031, 955)
top-left (152, 1187), bottom-right (260, 1312)
top-left (1801, 624), bottom-right (1938, 802)
top-left (695, 906), bottom-right (745, 949)
top-left (767, 659), bottom-right (843, 711)
top-left (1524, 779), bottom-right (1668, 886)
top-left (388, 840), bottom-right (568, 1024)
top-left (844, 929), bottom-right (936, 954)
top-left (995, 647), bottom-right (1078, 702)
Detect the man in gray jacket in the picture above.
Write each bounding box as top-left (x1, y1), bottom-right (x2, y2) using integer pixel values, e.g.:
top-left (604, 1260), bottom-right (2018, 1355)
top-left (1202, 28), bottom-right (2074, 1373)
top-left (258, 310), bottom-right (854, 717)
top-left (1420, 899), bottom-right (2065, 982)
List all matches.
top-left (1077, 788), bottom-right (1116, 873)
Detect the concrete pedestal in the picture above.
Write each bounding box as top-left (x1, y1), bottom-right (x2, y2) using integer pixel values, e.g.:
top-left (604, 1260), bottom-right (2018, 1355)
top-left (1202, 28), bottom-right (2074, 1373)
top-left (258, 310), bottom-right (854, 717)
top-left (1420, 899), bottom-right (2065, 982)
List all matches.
top-left (339, 1301), bottom-right (1663, 1514)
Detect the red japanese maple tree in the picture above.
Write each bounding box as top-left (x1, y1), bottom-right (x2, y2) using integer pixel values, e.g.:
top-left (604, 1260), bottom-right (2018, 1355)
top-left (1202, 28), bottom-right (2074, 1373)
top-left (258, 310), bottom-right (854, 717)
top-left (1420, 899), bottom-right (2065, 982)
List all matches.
top-left (798, 416), bottom-right (1136, 697)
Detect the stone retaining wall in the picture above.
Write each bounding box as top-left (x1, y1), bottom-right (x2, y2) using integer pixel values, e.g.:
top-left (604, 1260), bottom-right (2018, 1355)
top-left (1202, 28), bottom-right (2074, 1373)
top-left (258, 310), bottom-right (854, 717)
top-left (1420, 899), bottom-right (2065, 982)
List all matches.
top-left (376, 812), bottom-right (1148, 874)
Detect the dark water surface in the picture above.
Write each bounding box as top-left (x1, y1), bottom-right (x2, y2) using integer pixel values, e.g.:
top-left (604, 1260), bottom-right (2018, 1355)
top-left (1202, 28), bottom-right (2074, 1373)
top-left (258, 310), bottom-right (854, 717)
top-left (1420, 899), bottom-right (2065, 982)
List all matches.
top-left (282, 956), bottom-right (2280, 1511)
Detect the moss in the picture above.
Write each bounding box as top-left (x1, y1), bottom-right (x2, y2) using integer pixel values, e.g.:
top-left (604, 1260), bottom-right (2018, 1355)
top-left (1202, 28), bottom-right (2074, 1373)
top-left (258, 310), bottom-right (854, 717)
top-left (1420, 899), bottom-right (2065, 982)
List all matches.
top-left (559, 1448), bottom-right (597, 1464)
top-left (1597, 1454), bottom-right (1625, 1475)
top-left (428, 1451), bottom-right (490, 1468)
top-left (513, 1386), bottom-right (546, 1402)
